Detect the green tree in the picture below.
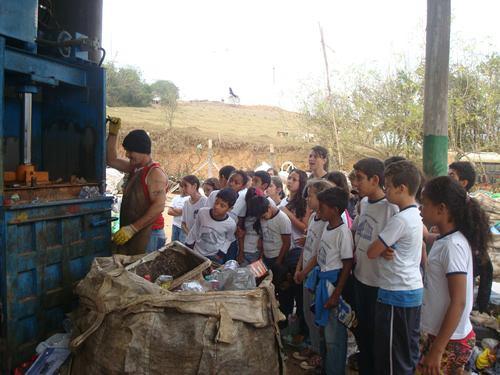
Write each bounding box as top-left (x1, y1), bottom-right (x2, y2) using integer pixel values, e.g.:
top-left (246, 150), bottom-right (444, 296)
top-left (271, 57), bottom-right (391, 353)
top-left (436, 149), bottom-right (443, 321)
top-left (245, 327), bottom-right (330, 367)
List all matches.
top-left (105, 62), bottom-right (151, 107)
top-left (448, 53), bottom-right (499, 153)
top-left (150, 80), bottom-right (179, 102)
top-left (302, 53), bottom-right (498, 164)
top-left (150, 80), bottom-right (180, 128)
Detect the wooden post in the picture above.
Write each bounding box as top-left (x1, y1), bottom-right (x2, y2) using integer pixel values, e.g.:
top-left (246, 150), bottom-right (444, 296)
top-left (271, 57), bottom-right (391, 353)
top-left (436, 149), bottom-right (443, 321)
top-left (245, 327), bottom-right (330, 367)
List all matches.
top-left (423, 0), bottom-right (451, 177)
top-left (319, 23), bottom-right (343, 168)
top-left (207, 139), bottom-right (213, 178)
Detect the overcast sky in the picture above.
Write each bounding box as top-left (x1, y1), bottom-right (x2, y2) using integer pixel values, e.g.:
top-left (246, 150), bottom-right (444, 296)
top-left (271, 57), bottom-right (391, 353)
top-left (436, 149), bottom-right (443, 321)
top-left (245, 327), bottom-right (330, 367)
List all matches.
top-left (103, 0), bottom-right (499, 110)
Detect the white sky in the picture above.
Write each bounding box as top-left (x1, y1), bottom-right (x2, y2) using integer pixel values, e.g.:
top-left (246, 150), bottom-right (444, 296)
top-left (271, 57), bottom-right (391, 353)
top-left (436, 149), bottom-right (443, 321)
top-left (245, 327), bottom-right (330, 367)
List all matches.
top-left (103, 0), bottom-right (499, 111)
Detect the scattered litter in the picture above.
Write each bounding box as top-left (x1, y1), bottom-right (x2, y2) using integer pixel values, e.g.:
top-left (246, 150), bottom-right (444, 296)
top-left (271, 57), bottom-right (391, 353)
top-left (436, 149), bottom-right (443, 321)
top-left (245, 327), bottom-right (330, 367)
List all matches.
top-left (26, 347), bottom-right (70, 375)
top-left (35, 333), bottom-right (70, 355)
top-left (79, 186), bottom-right (100, 199)
top-left (155, 274), bottom-right (173, 289)
top-left (470, 311), bottom-right (500, 332)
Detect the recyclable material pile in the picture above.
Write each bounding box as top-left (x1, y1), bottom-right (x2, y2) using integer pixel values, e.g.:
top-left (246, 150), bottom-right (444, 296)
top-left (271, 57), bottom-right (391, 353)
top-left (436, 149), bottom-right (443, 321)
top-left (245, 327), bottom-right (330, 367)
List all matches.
top-left (67, 242), bottom-right (285, 374)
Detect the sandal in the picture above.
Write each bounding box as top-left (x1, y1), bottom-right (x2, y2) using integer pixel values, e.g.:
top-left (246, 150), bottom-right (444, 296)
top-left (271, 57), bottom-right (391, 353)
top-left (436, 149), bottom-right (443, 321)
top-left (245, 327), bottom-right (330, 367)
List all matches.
top-left (300, 355), bottom-right (322, 370)
top-left (292, 347), bottom-right (314, 361)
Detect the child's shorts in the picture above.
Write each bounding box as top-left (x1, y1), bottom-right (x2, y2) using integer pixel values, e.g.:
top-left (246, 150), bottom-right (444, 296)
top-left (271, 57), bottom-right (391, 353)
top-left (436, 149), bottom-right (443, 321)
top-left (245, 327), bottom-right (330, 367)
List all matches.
top-left (418, 330), bottom-right (475, 374)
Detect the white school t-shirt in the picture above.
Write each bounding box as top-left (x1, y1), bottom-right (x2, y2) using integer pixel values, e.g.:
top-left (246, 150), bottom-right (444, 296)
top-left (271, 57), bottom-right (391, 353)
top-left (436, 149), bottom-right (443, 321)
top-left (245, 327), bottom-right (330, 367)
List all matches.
top-left (279, 197), bottom-right (305, 249)
top-left (302, 214), bottom-right (327, 268)
top-left (377, 205), bottom-right (423, 291)
top-left (353, 197), bottom-right (399, 287)
top-left (243, 216), bottom-right (260, 254)
top-left (317, 222), bottom-right (354, 272)
top-left (421, 231), bottom-right (473, 339)
top-left (171, 195), bottom-right (189, 228)
top-left (261, 210), bottom-right (292, 258)
top-left (182, 196), bottom-right (208, 232)
top-left (229, 188), bottom-right (248, 221)
top-left (185, 207), bottom-right (236, 257)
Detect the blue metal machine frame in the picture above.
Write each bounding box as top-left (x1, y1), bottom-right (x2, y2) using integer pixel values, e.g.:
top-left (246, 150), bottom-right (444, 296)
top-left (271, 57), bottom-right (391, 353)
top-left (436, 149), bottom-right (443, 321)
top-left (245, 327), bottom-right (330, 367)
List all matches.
top-left (0, 2), bottom-right (112, 367)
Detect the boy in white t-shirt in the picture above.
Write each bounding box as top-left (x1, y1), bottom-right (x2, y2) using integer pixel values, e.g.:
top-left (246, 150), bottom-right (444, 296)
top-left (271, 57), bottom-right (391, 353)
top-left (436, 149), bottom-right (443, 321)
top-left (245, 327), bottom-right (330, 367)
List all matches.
top-left (312, 187), bottom-right (354, 375)
top-left (180, 175), bottom-right (208, 235)
top-left (185, 188), bottom-right (238, 263)
top-left (351, 158), bottom-right (399, 375)
top-left (205, 165), bottom-right (236, 208)
top-left (292, 179), bottom-right (334, 367)
top-left (366, 160), bottom-right (423, 374)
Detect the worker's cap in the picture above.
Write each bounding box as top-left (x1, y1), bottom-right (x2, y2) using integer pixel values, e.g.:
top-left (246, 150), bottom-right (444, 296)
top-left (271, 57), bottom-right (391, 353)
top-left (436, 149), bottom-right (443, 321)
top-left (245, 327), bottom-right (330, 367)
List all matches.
top-left (122, 129), bottom-right (151, 154)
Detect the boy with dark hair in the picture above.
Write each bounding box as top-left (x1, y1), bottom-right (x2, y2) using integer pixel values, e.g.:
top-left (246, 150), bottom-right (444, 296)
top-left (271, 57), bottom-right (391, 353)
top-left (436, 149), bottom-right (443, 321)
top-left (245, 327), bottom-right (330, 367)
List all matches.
top-left (313, 187), bottom-right (354, 374)
top-left (448, 161), bottom-right (476, 192)
top-left (367, 160), bottom-right (423, 374)
top-left (252, 171), bottom-right (272, 191)
top-left (448, 161), bottom-right (492, 312)
top-left (383, 155), bottom-right (406, 167)
top-left (219, 165), bottom-right (237, 188)
top-left (186, 188), bottom-right (238, 263)
top-left (351, 157), bottom-right (399, 375)
top-left (205, 165), bottom-right (236, 208)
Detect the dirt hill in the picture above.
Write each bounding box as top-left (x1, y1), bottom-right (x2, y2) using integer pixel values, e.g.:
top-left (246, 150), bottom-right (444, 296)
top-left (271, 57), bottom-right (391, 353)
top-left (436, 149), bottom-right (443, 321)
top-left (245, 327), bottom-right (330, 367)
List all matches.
top-left (107, 101), bottom-right (315, 179)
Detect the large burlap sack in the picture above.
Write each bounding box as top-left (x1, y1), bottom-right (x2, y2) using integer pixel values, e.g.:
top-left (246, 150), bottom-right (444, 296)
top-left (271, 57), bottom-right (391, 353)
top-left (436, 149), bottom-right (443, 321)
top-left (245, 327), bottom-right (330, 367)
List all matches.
top-left (69, 254), bottom-right (285, 374)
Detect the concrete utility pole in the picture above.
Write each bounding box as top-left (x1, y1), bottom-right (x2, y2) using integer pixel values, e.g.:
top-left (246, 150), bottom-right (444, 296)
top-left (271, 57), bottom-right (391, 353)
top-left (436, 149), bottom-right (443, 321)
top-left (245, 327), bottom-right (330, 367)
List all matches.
top-left (423, 0), bottom-right (451, 177)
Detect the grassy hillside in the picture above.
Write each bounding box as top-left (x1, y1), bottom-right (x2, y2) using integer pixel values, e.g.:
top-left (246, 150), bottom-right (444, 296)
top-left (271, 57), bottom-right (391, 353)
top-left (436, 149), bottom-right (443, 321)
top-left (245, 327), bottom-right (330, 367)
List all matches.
top-left (107, 102), bottom-right (314, 178)
top-left (107, 101), bottom-right (308, 146)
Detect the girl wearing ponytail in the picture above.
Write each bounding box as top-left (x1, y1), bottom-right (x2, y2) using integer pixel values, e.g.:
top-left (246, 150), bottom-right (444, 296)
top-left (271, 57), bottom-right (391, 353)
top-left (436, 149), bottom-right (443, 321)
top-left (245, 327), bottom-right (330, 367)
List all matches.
top-left (418, 176), bottom-right (491, 375)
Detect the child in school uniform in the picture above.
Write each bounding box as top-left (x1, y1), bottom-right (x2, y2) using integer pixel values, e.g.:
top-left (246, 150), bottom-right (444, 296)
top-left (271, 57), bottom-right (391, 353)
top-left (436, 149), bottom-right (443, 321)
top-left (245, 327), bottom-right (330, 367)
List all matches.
top-left (168, 183), bottom-right (189, 243)
top-left (237, 187), bottom-right (264, 265)
top-left (205, 165), bottom-right (236, 207)
top-left (310, 187), bottom-right (354, 374)
top-left (325, 171), bottom-right (353, 228)
top-left (181, 175), bottom-right (208, 236)
top-left (266, 176), bottom-right (286, 206)
top-left (418, 176), bottom-right (490, 374)
top-left (223, 170), bottom-right (249, 261)
top-left (185, 188), bottom-right (238, 263)
top-left (448, 161), bottom-right (493, 313)
top-left (249, 196), bottom-right (291, 275)
top-left (280, 169), bottom-right (311, 335)
top-left (227, 170), bottom-right (249, 218)
top-left (202, 177), bottom-right (220, 198)
top-left (366, 160), bottom-right (423, 374)
top-left (351, 158), bottom-right (399, 375)
top-left (292, 179), bottom-right (334, 369)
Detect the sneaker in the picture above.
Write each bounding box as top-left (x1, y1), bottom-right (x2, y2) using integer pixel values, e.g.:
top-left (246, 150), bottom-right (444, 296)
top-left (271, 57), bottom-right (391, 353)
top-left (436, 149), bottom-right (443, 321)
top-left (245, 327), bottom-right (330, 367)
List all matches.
top-left (300, 355), bottom-right (322, 370)
top-left (292, 348), bottom-right (314, 361)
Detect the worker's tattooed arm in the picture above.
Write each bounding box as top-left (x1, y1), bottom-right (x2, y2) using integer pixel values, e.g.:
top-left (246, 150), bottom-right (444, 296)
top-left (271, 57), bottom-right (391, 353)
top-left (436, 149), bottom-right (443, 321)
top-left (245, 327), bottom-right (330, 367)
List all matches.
top-left (133, 167), bottom-right (167, 230)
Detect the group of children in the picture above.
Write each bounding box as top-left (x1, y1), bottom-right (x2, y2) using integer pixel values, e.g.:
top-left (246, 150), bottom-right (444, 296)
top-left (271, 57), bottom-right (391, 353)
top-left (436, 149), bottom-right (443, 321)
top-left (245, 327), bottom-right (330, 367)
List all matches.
top-left (167, 146), bottom-right (492, 375)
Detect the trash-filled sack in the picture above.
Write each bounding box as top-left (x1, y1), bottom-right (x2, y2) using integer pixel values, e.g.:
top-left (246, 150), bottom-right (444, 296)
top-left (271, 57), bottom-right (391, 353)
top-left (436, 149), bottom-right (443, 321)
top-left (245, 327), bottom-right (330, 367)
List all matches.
top-left (69, 243), bottom-right (285, 375)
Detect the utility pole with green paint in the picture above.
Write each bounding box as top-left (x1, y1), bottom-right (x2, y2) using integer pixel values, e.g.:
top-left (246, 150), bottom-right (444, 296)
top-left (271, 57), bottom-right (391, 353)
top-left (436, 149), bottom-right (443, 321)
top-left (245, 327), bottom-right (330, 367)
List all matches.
top-left (423, 0), bottom-right (451, 177)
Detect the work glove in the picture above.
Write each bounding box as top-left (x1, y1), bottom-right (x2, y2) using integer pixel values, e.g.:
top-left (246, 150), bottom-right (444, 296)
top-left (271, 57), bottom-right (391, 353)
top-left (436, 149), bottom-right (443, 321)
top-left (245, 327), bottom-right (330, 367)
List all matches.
top-left (107, 116), bottom-right (122, 136)
top-left (112, 224), bottom-right (137, 245)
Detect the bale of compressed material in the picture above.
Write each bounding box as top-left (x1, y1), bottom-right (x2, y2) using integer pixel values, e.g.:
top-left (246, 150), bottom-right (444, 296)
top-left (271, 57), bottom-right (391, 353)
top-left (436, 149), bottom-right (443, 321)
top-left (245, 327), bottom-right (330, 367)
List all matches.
top-left (69, 253), bottom-right (285, 375)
